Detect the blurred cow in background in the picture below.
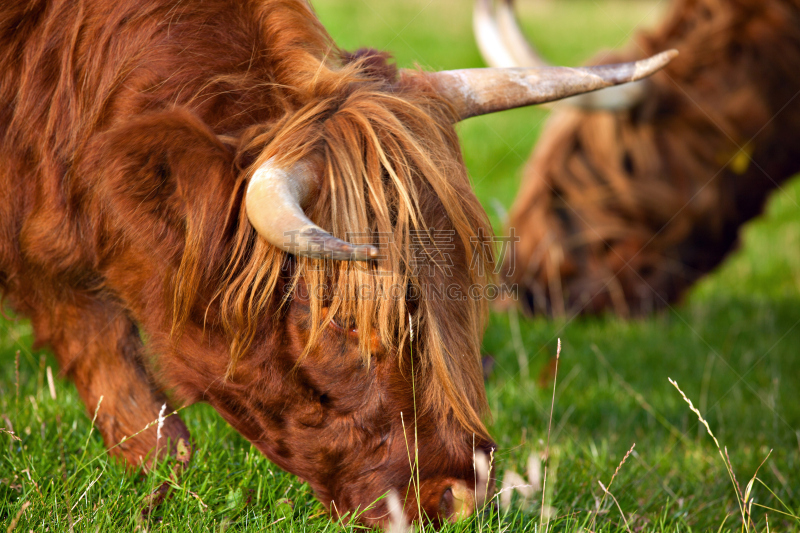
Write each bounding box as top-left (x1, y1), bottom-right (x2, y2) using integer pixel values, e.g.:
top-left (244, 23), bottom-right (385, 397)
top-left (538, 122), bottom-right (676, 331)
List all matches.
top-left (477, 0), bottom-right (800, 316)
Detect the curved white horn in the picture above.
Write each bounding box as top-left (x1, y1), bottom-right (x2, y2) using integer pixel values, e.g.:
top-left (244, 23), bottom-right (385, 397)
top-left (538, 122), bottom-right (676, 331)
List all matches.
top-left (245, 157), bottom-right (379, 261)
top-left (473, 0), bottom-right (520, 68)
top-left (479, 0), bottom-right (651, 111)
top-left (494, 0), bottom-right (547, 68)
top-left (431, 50), bottom-right (677, 120)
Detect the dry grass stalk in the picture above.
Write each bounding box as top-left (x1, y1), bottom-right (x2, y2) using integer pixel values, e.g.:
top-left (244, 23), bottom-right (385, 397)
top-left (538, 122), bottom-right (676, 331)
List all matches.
top-left (540, 338), bottom-right (561, 530)
top-left (590, 443), bottom-right (636, 532)
top-left (78, 396), bottom-right (104, 467)
top-left (474, 447), bottom-right (492, 507)
top-left (499, 470), bottom-right (530, 510)
top-left (669, 377), bottom-right (749, 532)
top-left (398, 314), bottom-right (424, 527)
top-left (0, 428), bottom-right (21, 442)
top-left (597, 481), bottom-right (632, 533)
top-left (6, 500), bottom-right (31, 533)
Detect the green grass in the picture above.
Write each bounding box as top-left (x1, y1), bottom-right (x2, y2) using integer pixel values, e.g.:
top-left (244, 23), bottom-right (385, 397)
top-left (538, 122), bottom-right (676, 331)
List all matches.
top-left (3, 0), bottom-right (800, 531)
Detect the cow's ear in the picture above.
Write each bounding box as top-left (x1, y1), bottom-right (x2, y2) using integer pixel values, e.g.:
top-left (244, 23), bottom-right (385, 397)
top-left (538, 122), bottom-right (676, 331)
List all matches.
top-left (78, 110), bottom-right (241, 327)
top-left (80, 109), bottom-right (238, 239)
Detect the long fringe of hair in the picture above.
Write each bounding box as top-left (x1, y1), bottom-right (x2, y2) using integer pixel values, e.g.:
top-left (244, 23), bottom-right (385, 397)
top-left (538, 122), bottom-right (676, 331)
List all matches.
top-left (173, 21), bottom-right (494, 437)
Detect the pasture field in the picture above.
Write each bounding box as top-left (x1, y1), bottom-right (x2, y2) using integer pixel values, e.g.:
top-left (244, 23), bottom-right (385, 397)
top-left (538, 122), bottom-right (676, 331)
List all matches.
top-left (2, 0), bottom-right (800, 531)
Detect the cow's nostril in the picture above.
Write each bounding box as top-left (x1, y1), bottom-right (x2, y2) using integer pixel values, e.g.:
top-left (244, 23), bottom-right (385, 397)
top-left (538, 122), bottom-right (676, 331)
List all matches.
top-left (442, 481), bottom-right (475, 521)
top-left (440, 486), bottom-right (454, 514)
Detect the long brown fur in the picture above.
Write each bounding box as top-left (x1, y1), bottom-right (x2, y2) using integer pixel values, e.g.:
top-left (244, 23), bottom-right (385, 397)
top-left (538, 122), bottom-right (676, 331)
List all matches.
top-left (503, 0), bottom-right (800, 316)
top-left (0, 0), bottom-right (494, 525)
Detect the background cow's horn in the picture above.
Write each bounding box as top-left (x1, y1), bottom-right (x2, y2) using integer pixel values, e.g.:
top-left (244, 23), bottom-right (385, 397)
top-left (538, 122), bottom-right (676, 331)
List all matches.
top-left (246, 157), bottom-right (379, 261)
top-left (473, 0), bottom-right (650, 111)
top-left (431, 49), bottom-right (677, 120)
top-left (474, 0), bottom-right (545, 68)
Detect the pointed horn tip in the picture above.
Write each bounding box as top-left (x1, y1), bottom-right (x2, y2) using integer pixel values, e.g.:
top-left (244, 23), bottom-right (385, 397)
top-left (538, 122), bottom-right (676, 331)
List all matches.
top-left (352, 244), bottom-right (380, 261)
top-left (633, 49), bottom-right (678, 80)
top-left (297, 240), bottom-right (379, 262)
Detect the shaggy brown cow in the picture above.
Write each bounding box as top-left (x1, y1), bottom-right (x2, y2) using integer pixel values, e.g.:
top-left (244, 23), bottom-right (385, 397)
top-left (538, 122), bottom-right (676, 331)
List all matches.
top-left (0, 0), bottom-right (671, 526)
top-left (477, 0), bottom-right (800, 316)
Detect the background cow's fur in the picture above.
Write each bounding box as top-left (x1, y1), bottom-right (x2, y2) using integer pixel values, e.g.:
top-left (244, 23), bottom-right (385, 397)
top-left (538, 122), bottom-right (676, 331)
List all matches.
top-left (502, 0), bottom-right (800, 316)
top-left (0, 0), bottom-right (495, 524)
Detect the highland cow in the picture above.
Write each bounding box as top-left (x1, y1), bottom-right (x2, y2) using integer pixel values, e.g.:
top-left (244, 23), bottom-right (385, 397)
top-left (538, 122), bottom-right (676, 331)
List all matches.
top-left (477, 0), bottom-right (800, 316)
top-left (0, 0), bottom-right (671, 525)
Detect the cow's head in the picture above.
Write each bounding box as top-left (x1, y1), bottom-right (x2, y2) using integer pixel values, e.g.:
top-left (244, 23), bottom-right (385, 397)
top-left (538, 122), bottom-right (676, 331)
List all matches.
top-left (164, 41), bottom-right (674, 526)
top-left (225, 72), bottom-right (500, 526)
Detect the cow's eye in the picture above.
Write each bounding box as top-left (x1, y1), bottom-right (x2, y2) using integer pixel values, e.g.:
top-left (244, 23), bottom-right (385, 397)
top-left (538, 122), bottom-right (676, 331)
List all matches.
top-left (319, 393), bottom-right (330, 405)
top-left (325, 312), bottom-right (382, 353)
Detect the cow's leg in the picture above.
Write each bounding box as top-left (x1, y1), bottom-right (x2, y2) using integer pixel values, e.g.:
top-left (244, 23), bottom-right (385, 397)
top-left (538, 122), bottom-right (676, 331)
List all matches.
top-left (29, 297), bottom-right (191, 468)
